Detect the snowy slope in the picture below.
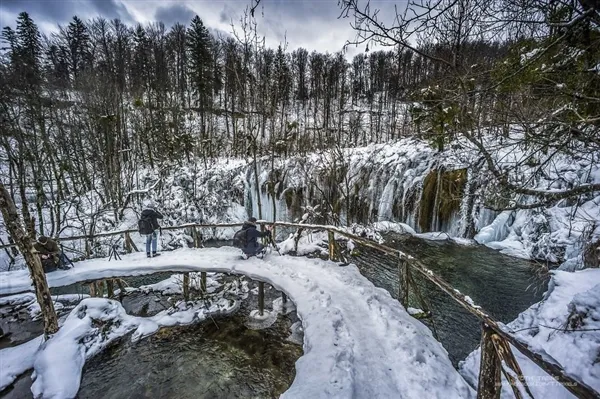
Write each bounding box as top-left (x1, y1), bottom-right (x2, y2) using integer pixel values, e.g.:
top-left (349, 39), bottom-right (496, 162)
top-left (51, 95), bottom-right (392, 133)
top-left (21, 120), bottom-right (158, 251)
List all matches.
top-left (0, 248), bottom-right (474, 398)
top-left (459, 268), bottom-right (600, 398)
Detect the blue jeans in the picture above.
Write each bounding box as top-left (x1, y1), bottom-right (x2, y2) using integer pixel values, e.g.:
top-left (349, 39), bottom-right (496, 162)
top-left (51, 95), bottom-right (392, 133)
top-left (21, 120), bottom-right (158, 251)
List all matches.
top-left (146, 231), bottom-right (158, 254)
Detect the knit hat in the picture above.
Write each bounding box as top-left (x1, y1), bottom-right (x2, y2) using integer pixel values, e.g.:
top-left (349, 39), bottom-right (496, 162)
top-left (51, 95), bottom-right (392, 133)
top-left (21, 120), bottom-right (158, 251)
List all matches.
top-left (248, 217), bottom-right (257, 225)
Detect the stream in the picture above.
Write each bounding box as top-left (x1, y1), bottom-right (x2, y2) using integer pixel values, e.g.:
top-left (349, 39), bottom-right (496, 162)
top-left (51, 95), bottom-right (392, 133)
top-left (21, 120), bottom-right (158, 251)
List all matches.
top-left (1, 276), bottom-right (302, 399)
top-left (353, 233), bottom-right (548, 364)
top-left (0, 235), bottom-right (547, 397)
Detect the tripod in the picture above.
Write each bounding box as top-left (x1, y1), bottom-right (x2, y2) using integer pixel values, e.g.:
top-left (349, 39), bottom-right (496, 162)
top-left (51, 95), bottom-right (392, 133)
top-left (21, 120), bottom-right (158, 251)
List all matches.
top-left (108, 244), bottom-right (121, 261)
top-left (59, 244), bottom-right (75, 269)
top-left (267, 234), bottom-right (281, 255)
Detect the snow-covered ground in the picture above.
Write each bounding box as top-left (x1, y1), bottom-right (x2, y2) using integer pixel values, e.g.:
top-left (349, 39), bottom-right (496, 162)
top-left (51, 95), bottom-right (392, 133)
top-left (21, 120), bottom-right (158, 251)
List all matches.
top-left (0, 247), bottom-right (474, 398)
top-left (460, 268), bottom-right (600, 398)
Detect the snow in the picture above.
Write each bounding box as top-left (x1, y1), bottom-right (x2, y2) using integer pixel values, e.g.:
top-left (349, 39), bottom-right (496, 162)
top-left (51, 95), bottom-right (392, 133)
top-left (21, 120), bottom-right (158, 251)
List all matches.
top-left (463, 296), bottom-right (481, 309)
top-left (278, 230), bottom-right (329, 256)
top-left (0, 336), bottom-right (43, 390)
top-left (407, 307), bottom-right (425, 315)
top-left (0, 247), bottom-right (474, 398)
top-left (474, 211), bottom-right (512, 244)
top-left (137, 272), bottom-right (221, 295)
top-left (0, 293), bottom-right (90, 319)
top-left (460, 268), bottom-right (600, 398)
top-left (28, 295), bottom-right (236, 398)
top-left (373, 221), bottom-right (417, 235)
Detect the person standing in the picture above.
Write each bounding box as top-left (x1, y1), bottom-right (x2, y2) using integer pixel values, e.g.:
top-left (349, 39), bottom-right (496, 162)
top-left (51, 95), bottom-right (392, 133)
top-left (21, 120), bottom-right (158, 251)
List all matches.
top-left (138, 201), bottom-right (164, 258)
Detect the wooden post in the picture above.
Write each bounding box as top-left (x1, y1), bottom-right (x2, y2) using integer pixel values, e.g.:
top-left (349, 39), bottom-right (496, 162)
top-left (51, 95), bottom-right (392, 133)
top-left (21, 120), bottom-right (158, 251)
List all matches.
top-left (258, 281), bottom-right (265, 316)
top-left (490, 334), bottom-right (534, 399)
top-left (89, 282), bottom-right (97, 297)
top-left (124, 232), bottom-right (138, 253)
top-left (399, 258), bottom-right (409, 307)
top-left (477, 324), bottom-right (502, 399)
top-left (116, 279), bottom-right (126, 301)
top-left (95, 280), bottom-right (105, 298)
top-left (398, 259), bottom-right (402, 300)
top-left (201, 272), bottom-right (207, 294)
top-left (407, 267), bottom-right (430, 315)
top-left (328, 231), bottom-right (338, 261)
top-left (106, 279), bottom-right (115, 299)
top-left (193, 227), bottom-right (200, 248)
top-left (183, 273), bottom-right (190, 301)
top-left (0, 184), bottom-right (58, 336)
top-left (124, 232), bottom-right (132, 253)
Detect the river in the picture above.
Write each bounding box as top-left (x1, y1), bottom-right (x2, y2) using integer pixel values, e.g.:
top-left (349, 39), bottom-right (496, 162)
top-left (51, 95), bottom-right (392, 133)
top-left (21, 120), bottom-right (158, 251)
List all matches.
top-left (353, 233), bottom-right (548, 364)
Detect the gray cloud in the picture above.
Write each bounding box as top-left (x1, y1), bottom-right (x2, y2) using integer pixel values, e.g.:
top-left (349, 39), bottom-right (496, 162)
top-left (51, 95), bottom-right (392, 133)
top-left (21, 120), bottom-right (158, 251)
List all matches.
top-left (89, 0), bottom-right (134, 23)
top-left (0, 0), bottom-right (382, 58)
top-left (219, 9), bottom-right (229, 24)
top-left (154, 4), bottom-right (196, 27)
top-left (0, 0), bottom-right (133, 29)
top-left (1, 0), bottom-right (74, 27)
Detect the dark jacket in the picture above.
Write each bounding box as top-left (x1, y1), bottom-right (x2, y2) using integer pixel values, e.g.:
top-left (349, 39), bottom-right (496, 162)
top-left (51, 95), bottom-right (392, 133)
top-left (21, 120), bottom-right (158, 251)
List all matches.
top-left (141, 208), bottom-right (164, 231)
top-left (34, 236), bottom-right (60, 256)
top-left (241, 222), bottom-right (269, 251)
top-left (34, 236), bottom-right (60, 267)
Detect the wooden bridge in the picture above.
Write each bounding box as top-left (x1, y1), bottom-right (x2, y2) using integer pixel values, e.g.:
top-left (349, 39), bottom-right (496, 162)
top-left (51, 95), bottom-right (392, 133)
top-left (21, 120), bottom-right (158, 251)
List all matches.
top-left (1, 220), bottom-right (598, 399)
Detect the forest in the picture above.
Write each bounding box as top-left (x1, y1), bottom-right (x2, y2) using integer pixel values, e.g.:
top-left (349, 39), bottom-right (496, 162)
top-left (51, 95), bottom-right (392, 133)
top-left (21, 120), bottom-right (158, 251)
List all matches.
top-left (0, 0), bottom-right (599, 240)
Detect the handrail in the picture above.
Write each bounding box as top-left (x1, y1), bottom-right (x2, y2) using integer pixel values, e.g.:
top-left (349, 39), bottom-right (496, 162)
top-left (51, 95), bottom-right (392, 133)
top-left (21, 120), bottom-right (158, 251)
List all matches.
top-left (0, 223), bottom-right (246, 249)
top-left (2, 220), bottom-right (598, 397)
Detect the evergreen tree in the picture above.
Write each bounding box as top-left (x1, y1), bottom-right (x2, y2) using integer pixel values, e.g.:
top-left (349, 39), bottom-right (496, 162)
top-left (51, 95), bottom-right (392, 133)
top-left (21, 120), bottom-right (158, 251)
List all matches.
top-left (65, 16), bottom-right (91, 83)
top-left (187, 16), bottom-right (214, 118)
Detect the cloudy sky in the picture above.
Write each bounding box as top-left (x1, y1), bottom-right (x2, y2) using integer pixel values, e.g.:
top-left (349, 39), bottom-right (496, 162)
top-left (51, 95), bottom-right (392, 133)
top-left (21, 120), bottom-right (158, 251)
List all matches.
top-left (0, 0), bottom-right (403, 57)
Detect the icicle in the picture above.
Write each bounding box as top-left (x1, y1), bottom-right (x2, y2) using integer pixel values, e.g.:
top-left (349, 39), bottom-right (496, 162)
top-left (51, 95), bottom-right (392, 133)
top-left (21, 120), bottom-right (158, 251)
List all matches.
top-left (455, 168), bottom-right (473, 237)
top-left (377, 174), bottom-right (397, 222)
top-left (431, 167), bottom-right (443, 232)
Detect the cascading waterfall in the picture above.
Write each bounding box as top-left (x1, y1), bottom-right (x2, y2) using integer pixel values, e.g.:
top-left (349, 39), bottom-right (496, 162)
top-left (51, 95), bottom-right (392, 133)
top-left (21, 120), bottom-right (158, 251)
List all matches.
top-left (233, 138), bottom-right (598, 268)
top-left (245, 164), bottom-right (292, 223)
top-left (431, 167), bottom-right (443, 232)
top-left (243, 155), bottom-right (476, 237)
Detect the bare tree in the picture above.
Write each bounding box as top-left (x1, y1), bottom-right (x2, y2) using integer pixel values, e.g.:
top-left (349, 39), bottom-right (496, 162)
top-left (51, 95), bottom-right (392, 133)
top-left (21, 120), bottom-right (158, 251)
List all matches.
top-left (0, 182), bottom-right (58, 335)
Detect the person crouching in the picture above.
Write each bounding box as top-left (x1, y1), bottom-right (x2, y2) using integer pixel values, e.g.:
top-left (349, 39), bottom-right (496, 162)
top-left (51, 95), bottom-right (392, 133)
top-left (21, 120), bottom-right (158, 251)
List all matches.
top-left (241, 217), bottom-right (271, 258)
top-left (34, 236), bottom-right (60, 273)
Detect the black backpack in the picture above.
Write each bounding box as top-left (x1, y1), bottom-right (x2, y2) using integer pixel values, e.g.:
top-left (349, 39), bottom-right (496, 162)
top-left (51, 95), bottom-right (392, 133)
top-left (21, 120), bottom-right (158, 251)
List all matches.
top-left (138, 215), bottom-right (154, 235)
top-left (232, 229), bottom-right (248, 248)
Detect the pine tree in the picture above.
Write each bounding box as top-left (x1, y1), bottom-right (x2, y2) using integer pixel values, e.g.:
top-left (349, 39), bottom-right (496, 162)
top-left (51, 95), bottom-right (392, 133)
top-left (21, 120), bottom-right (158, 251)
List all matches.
top-left (14, 12), bottom-right (43, 91)
top-left (187, 15), bottom-right (214, 133)
top-left (65, 16), bottom-right (91, 83)
top-left (131, 24), bottom-right (150, 98)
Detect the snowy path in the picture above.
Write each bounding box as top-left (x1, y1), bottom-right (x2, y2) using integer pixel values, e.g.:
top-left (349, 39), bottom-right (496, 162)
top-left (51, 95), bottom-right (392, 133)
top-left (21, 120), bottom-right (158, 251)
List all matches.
top-left (0, 248), bottom-right (474, 398)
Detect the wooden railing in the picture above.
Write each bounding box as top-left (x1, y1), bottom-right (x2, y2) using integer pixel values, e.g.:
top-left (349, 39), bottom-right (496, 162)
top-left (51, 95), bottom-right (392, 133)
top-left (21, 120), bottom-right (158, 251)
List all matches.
top-left (2, 221), bottom-right (598, 398)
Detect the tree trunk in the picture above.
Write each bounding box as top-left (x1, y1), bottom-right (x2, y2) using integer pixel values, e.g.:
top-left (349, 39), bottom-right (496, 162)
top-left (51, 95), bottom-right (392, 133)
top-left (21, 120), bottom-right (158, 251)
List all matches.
top-left (0, 183), bottom-right (58, 336)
